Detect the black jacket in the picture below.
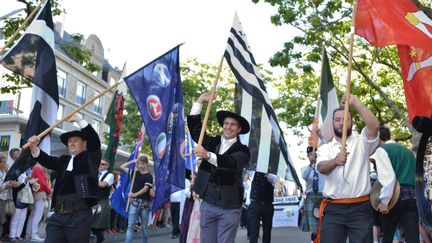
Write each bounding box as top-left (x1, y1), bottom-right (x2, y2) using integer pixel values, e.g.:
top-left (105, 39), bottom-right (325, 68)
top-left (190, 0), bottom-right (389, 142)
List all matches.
top-left (36, 124), bottom-right (101, 208)
top-left (188, 114), bottom-right (250, 209)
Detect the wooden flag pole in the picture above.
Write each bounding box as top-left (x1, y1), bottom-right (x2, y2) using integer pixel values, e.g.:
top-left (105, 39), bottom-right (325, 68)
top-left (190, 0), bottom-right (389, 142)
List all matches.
top-left (125, 159), bottom-right (139, 212)
top-left (21, 79), bottom-right (124, 149)
top-left (0, 1), bottom-right (44, 55)
top-left (197, 55), bottom-right (224, 145)
top-left (341, 0), bottom-right (358, 153)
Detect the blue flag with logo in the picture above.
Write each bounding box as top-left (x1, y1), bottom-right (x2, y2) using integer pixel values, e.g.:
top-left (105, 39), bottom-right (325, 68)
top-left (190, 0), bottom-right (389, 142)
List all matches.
top-left (110, 124), bottom-right (145, 217)
top-left (124, 46), bottom-right (185, 213)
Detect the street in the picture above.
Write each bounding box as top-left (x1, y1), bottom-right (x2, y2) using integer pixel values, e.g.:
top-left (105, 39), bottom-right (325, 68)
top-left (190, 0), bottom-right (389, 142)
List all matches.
top-left (102, 226), bottom-right (310, 243)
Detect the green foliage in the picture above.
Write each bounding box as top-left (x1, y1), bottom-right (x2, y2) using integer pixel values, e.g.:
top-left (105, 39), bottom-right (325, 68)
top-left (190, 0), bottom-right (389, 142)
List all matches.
top-left (252, 0), bottom-right (426, 145)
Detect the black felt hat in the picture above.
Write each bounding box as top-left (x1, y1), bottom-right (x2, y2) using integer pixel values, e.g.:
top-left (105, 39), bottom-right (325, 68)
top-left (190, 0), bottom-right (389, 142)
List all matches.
top-left (60, 130), bottom-right (86, 146)
top-left (306, 146), bottom-right (317, 154)
top-left (216, 110), bottom-right (250, 134)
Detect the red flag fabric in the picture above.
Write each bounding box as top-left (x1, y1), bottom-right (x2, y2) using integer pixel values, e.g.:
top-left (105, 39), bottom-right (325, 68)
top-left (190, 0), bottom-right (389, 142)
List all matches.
top-left (355, 0), bottom-right (432, 53)
top-left (397, 45), bottom-right (432, 122)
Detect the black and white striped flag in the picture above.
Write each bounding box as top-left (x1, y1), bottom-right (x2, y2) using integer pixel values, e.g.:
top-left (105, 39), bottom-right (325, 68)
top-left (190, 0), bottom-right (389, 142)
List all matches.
top-left (224, 13), bottom-right (302, 190)
top-left (1, 0), bottom-right (58, 181)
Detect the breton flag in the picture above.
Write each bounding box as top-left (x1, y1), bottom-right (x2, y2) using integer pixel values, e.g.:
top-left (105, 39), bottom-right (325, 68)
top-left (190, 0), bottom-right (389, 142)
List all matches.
top-left (0, 0), bottom-right (58, 181)
top-left (225, 13), bottom-right (302, 190)
top-left (111, 124), bottom-right (146, 217)
top-left (124, 45), bottom-right (185, 213)
top-left (355, 0), bottom-right (432, 53)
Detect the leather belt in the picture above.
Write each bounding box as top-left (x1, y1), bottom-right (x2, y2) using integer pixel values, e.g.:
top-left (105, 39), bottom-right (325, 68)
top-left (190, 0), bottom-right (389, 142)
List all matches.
top-left (54, 200), bottom-right (89, 215)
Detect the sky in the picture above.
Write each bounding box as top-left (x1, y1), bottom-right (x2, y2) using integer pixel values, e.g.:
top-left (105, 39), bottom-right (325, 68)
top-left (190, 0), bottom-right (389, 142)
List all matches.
top-left (1, 0), bottom-right (310, 188)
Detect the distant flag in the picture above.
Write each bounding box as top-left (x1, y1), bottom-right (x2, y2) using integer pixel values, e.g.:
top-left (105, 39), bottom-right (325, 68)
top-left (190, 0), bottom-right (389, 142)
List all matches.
top-left (111, 124), bottom-right (145, 217)
top-left (397, 45), bottom-right (432, 122)
top-left (355, 0), bottom-right (432, 53)
top-left (124, 45), bottom-right (185, 213)
top-left (0, 0), bottom-right (58, 181)
top-left (225, 13), bottom-right (302, 191)
top-left (104, 90), bottom-right (124, 173)
top-left (317, 47), bottom-right (339, 144)
top-left (185, 128), bottom-right (197, 172)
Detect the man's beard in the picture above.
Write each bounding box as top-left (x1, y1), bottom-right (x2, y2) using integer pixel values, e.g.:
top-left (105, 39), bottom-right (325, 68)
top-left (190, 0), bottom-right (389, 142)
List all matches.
top-left (334, 126), bottom-right (352, 138)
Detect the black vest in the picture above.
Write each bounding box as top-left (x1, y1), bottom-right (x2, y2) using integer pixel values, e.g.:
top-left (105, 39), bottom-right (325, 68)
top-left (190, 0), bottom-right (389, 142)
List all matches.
top-left (250, 172), bottom-right (274, 204)
top-left (98, 172), bottom-right (111, 199)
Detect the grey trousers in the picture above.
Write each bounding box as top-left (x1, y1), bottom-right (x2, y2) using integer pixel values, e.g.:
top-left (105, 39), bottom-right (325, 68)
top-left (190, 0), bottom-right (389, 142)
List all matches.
top-left (200, 200), bottom-right (241, 243)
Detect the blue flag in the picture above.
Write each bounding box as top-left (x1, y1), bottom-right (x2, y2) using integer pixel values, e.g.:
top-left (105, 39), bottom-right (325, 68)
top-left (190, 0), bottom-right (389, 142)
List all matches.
top-left (110, 124), bottom-right (145, 217)
top-left (124, 46), bottom-right (185, 213)
top-left (185, 129), bottom-right (197, 172)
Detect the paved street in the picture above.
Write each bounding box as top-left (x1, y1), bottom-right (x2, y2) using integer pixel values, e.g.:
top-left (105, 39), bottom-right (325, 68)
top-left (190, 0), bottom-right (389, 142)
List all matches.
top-left (102, 226), bottom-right (310, 243)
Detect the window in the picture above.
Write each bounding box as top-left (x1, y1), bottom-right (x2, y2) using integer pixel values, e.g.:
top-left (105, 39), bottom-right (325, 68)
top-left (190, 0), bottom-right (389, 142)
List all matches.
top-left (57, 69), bottom-right (67, 97)
top-left (93, 93), bottom-right (103, 115)
top-left (91, 120), bottom-right (100, 134)
top-left (56, 104), bottom-right (64, 128)
top-left (75, 82), bottom-right (87, 105)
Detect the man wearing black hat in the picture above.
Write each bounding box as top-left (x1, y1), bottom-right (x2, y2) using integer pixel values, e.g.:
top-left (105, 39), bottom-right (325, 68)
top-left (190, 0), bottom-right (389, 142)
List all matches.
top-left (300, 146), bottom-right (325, 241)
top-left (187, 92), bottom-right (250, 243)
top-left (27, 114), bottom-right (101, 243)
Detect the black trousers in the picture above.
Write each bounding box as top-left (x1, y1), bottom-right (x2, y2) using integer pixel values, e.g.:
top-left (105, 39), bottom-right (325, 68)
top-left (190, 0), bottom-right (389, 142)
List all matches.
top-left (45, 209), bottom-right (93, 243)
top-left (320, 201), bottom-right (373, 243)
top-left (170, 202), bottom-right (180, 236)
top-left (247, 201), bottom-right (274, 243)
top-left (379, 198), bottom-right (419, 243)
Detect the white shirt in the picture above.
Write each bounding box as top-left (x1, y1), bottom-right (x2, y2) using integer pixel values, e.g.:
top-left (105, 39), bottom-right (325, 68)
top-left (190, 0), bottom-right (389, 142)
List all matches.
top-left (189, 102), bottom-right (237, 167)
top-left (371, 140), bottom-right (397, 205)
top-left (301, 163), bottom-right (325, 193)
top-left (316, 128), bottom-right (379, 199)
top-left (98, 170), bottom-right (114, 186)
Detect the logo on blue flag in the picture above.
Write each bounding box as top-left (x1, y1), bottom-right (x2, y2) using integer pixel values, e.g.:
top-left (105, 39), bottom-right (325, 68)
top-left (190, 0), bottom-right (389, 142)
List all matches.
top-left (124, 45), bottom-right (185, 213)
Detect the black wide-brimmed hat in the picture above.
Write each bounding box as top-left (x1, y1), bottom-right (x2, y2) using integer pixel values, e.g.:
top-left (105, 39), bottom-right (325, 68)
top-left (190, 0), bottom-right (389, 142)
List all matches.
top-left (216, 110), bottom-right (250, 134)
top-left (60, 130), bottom-right (86, 146)
top-left (306, 146), bottom-right (317, 154)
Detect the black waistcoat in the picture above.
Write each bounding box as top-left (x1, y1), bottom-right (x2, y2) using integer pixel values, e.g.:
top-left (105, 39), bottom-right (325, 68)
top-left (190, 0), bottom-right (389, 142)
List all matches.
top-left (250, 172), bottom-right (274, 204)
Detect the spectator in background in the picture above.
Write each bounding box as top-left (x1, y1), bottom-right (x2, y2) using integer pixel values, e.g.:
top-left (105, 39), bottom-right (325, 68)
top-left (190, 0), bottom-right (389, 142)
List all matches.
top-left (9, 172), bottom-right (31, 242)
top-left (26, 164), bottom-right (51, 241)
top-left (170, 186), bottom-right (183, 239)
top-left (0, 153), bottom-right (19, 241)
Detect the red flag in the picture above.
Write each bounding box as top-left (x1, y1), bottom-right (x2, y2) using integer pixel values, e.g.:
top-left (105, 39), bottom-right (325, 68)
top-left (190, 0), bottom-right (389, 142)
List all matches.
top-left (397, 45), bottom-right (432, 122)
top-left (355, 0), bottom-right (432, 53)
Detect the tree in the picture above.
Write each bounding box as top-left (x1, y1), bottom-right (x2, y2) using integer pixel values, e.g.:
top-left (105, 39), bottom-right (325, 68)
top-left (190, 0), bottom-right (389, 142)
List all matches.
top-left (120, 58), bottom-right (238, 153)
top-left (252, 0), bottom-right (431, 146)
top-left (0, 0), bottom-right (100, 94)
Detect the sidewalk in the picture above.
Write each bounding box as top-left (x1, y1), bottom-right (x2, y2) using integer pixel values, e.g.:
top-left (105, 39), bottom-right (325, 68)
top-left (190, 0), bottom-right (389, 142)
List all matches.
top-left (104, 227), bottom-right (172, 242)
top-left (9, 226), bottom-right (172, 243)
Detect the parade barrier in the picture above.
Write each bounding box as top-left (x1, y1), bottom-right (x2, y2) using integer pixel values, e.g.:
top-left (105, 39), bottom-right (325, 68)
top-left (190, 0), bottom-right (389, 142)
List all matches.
top-left (272, 196), bottom-right (300, 228)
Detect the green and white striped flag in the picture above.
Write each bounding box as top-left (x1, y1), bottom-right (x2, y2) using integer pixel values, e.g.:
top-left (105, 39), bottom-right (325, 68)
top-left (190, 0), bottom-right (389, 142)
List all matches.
top-left (318, 47), bottom-right (339, 143)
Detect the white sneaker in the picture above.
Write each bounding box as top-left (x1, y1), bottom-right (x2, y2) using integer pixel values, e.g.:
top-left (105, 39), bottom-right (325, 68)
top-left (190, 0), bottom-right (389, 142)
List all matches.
top-left (30, 235), bottom-right (45, 242)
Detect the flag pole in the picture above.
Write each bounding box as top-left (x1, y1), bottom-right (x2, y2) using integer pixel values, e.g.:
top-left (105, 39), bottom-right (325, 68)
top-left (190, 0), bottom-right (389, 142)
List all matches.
top-left (21, 79), bottom-right (124, 149)
top-left (197, 55), bottom-right (224, 145)
top-left (126, 159), bottom-right (138, 212)
top-left (341, 0), bottom-right (358, 153)
top-left (0, 1), bottom-right (44, 55)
